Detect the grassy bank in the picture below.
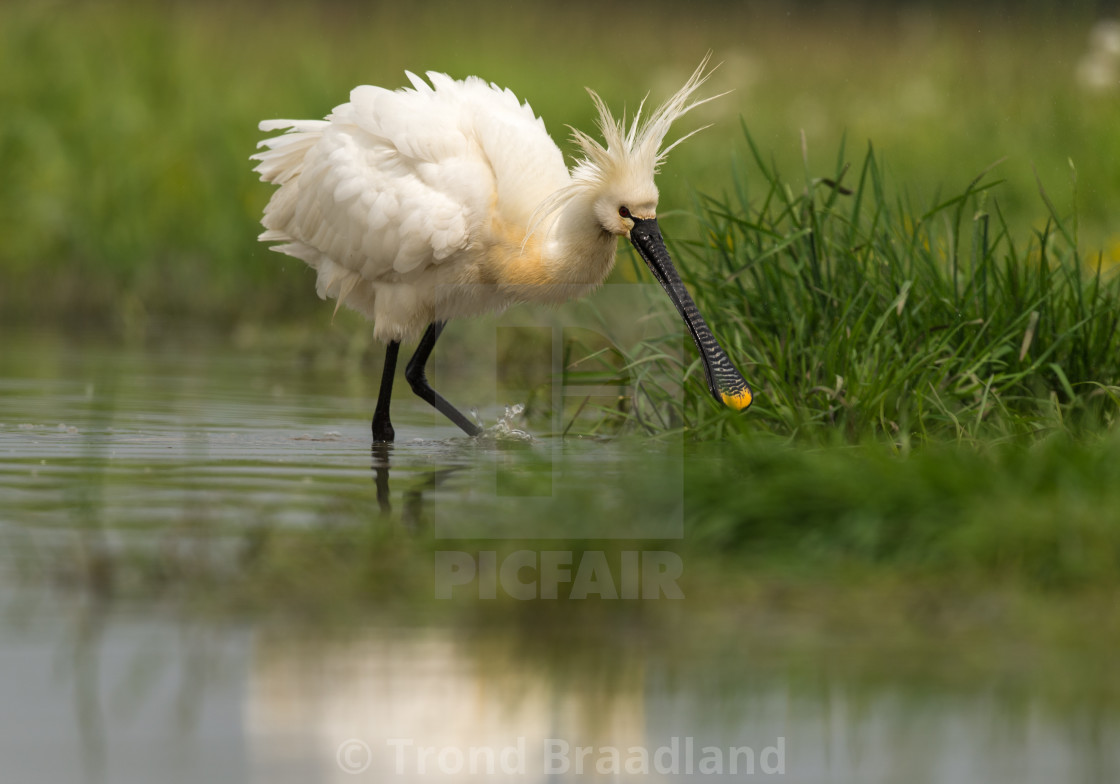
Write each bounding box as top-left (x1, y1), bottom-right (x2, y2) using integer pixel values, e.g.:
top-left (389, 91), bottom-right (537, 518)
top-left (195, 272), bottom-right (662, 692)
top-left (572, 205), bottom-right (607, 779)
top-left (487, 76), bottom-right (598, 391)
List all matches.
top-left (627, 134), bottom-right (1120, 446)
top-left (684, 432), bottom-right (1120, 591)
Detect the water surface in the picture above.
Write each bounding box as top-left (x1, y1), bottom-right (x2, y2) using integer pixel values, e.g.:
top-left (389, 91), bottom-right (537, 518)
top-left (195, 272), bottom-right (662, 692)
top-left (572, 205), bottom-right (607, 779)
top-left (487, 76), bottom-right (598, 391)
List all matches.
top-left (1, 331), bottom-right (1116, 783)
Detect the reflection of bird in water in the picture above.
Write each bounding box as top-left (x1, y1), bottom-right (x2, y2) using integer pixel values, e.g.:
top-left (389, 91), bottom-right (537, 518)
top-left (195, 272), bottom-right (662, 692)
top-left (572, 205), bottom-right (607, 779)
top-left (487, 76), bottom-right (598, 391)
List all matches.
top-left (253, 58), bottom-right (752, 442)
top-left (371, 444), bottom-right (392, 515)
top-left (248, 627), bottom-right (648, 783)
top-left (370, 443), bottom-right (464, 530)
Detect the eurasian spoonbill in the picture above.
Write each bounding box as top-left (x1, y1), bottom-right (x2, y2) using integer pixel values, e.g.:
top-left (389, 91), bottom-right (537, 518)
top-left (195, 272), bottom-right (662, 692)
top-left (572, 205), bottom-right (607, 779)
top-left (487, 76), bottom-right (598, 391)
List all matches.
top-left (252, 60), bottom-right (752, 441)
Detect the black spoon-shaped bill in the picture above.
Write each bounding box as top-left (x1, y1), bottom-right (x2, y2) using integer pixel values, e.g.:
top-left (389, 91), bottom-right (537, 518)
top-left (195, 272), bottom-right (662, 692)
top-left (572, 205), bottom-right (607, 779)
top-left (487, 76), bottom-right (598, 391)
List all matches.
top-left (628, 217), bottom-right (753, 411)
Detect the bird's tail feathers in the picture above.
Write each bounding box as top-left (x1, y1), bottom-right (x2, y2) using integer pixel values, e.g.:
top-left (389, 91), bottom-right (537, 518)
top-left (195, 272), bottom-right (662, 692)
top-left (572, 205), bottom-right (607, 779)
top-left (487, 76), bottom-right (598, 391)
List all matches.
top-left (251, 119), bottom-right (330, 184)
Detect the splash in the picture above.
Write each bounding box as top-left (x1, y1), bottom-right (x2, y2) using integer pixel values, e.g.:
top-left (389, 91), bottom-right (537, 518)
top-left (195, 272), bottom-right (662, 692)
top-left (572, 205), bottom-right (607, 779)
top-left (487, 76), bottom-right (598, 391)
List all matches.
top-left (476, 404), bottom-right (534, 443)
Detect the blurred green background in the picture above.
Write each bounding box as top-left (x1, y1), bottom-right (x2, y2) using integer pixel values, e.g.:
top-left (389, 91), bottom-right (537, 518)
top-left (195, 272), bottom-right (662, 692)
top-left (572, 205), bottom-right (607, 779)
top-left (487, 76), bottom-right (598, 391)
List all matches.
top-left (4, 0), bottom-right (1119, 331)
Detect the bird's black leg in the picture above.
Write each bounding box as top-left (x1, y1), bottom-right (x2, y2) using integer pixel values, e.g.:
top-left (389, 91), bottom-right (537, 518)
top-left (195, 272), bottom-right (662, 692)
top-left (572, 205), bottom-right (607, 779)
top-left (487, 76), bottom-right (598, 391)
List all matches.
top-left (406, 322), bottom-right (483, 437)
top-left (372, 340), bottom-right (400, 443)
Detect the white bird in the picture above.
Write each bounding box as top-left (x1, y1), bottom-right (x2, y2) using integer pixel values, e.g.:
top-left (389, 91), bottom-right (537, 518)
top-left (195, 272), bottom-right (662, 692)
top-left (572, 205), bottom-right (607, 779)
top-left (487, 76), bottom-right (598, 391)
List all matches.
top-left (252, 59), bottom-right (752, 442)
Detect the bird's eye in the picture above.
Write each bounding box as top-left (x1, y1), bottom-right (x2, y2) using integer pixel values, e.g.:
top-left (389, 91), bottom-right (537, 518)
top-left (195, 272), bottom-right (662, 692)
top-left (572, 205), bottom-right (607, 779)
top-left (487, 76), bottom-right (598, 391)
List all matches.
top-left (618, 206), bottom-right (631, 219)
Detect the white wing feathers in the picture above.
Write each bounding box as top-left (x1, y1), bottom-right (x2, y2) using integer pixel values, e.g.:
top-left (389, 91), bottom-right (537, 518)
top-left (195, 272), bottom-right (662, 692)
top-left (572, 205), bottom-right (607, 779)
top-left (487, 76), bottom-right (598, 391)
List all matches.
top-left (252, 71), bottom-right (571, 338)
top-left (253, 72), bottom-right (562, 287)
top-left (256, 103), bottom-right (477, 277)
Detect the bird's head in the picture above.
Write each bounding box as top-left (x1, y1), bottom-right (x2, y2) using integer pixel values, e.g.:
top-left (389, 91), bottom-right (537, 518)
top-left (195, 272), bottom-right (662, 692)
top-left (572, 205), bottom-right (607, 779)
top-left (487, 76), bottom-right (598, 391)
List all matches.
top-left (527, 55), bottom-right (718, 239)
top-left (569, 58), bottom-right (716, 237)
top-left (566, 56), bottom-right (754, 413)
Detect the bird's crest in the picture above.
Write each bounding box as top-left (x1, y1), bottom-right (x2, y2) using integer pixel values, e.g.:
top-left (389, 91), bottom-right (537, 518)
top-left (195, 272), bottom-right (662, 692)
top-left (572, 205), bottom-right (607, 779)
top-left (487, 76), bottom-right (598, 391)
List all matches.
top-left (570, 55), bottom-right (720, 192)
top-left (526, 56), bottom-right (722, 242)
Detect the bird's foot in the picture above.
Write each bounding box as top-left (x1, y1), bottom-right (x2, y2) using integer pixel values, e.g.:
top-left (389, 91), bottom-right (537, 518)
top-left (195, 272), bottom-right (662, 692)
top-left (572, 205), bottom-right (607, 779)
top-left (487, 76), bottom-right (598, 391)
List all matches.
top-left (372, 415), bottom-right (395, 443)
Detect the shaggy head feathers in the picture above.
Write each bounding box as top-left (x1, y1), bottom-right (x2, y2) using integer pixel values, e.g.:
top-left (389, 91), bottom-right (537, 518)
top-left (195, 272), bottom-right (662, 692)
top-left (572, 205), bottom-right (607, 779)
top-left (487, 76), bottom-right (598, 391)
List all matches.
top-left (528, 56), bottom-right (721, 238)
top-left (570, 56), bottom-right (717, 198)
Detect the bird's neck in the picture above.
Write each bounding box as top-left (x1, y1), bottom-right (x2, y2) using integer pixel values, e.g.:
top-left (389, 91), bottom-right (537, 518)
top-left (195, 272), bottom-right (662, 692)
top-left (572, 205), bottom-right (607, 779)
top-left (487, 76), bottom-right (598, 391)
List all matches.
top-left (540, 192), bottom-right (617, 288)
top-left (484, 191), bottom-right (616, 305)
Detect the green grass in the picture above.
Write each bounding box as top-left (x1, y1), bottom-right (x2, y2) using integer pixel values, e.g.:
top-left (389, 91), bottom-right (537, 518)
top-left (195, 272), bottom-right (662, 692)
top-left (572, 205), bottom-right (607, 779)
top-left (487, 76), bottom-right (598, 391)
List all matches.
top-left (594, 130), bottom-right (1120, 446)
top-left (684, 432), bottom-right (1120, 590)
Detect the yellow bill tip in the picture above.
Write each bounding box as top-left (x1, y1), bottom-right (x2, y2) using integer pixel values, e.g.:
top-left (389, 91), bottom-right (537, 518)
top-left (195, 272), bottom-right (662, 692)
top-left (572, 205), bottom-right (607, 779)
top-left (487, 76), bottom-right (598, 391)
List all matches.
top-left (720, 388), bottom-right (753, 411)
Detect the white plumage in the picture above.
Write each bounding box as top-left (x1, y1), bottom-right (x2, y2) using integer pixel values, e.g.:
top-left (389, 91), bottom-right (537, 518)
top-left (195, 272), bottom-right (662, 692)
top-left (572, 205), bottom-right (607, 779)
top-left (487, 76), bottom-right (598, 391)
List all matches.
top-left (252, 58), bottom-right (752, 441)
top-left (255, 71), bottom-right (583, 341)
